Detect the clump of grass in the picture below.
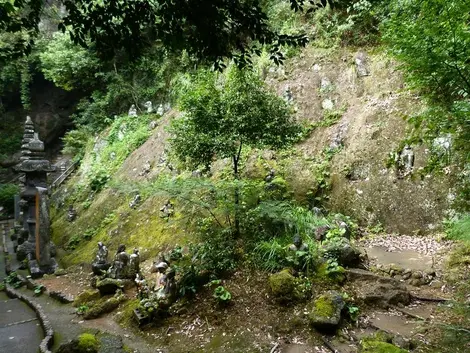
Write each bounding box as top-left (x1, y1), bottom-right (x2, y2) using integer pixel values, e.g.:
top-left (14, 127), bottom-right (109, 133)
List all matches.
top-left (445, 215), bottom-right (470, 242)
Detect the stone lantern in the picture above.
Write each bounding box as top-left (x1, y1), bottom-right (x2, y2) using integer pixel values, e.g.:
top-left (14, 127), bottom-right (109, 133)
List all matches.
top-left (14, 116), bottom-right (58, 278)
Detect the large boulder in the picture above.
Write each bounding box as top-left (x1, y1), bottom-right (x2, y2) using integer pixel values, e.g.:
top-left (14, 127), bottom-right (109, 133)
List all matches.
top-left (73, 289), bottom-right (101, 307)
top-left (269, 269), bottom-right (296, 302)
top-left (321, 237), bottom-right (364, 268)
top-left (307, 291), bottom-right (345, 332)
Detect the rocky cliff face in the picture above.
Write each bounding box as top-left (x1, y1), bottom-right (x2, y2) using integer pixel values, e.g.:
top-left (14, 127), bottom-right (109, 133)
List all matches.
top-left (54, 46), bottom-right (453, 235)
top-left (267, 47), bottom-right (452, 233)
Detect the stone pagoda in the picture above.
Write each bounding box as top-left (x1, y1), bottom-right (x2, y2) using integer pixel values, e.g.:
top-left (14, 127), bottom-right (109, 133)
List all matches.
top-left (14, 116), bottom-right (58, 278)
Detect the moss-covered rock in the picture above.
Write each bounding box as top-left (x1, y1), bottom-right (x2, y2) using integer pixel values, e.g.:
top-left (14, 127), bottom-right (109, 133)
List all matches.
top-left (360, 340), bottom-right (408, 353)
top-left (83, 295), bottom-right (126, 320)
top-left (307, 290), bottom-right (344, 332)
top-left (78, 333), bottom-right (100, 353)
top-left (269, 269), bottom-right (296, 302)
top-left (73, 289), bottom-right (100, 307)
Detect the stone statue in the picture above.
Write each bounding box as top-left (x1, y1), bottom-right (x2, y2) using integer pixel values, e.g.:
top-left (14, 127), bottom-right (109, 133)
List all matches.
top-left (67, 205), bottom-right (77, 222)
top-left (128, 104), bottom-right (138, 117)
top-left (156, 104), bottom-right (165, 116)
top-left (265, 169), bottom-right (275, 183)
top-left (135, 273), bottom-right (150, 300)
top-left (152, 261), bottom-right (169, 292)
top-left (158, 268), bottom-right (177, 301)
top-left (92, 242), bottom-right (111, 275)
top-left (398, 145), bottom-right (414, 178)
top-left (129, 248), bottom-right (141, 278)
top-left (129, 194), bottom-right (141, 209)
top-left (108, 244), bottom-right (130, 279)
top-left (143, 101), bottom-right (153, 113)
top-left (289, 235), bottom-right (309, 252)
top-left (283, 85), bottom-right (293, 104)
top-left (160, 200), bottom-right (174, 219)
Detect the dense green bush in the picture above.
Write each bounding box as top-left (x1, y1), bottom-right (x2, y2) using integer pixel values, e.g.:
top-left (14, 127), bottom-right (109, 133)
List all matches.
top-left (0, 183), bottom-right (20, 215)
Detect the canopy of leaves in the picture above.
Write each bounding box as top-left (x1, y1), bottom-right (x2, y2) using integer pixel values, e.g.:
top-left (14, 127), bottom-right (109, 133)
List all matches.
top-left (39, 32), bottom-right (101, 91)
top-left (0, 0), bottom-right (325, 67)
top-left (383, 0), bottom-right (470, 102)
top-left (169, 66), bottom-right (301, 171)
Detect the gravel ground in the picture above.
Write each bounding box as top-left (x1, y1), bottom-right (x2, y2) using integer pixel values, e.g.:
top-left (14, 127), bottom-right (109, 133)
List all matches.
top-left (359, 234), bottom-right (453, 257)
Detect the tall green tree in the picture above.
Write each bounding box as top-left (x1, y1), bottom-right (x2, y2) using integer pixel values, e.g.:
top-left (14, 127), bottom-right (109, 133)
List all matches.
top-left (169, 66), bottom-right (301, 236)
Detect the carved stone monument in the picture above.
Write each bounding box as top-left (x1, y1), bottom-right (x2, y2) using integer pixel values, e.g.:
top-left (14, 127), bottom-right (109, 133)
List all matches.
top-left (14, 117), bottom-right (58, 278)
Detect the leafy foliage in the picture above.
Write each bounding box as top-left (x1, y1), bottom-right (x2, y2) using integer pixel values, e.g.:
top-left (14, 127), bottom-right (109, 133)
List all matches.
top-left (2, 0), bottom-right (313, 68)
top-left (444, 215), bottom-right (470, 242)
top-left (383, 0), bottom-right (470, 102)
top-left (39, 32), bottom-right (101, 91)
top-left (0, 183), bottom-right (20, 215)
top-left (170, 65), bottom-right (301, 175)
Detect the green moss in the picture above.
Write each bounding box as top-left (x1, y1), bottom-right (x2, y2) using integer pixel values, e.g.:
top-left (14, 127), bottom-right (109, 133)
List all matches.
top-left (269, 269), bottom-right (296, 301)
top-left (73, 289), bottom-right (101, 308)
top-left (311, 295), bottom-right (335, 318)
top-left (83, 295), bottom-right (126, 320)
top-left (360, 341), bottom-right (408, 353)
top-left (77, 333), bottom-right (100, 353)
top-left (116, 298), bottom-right (140, 328)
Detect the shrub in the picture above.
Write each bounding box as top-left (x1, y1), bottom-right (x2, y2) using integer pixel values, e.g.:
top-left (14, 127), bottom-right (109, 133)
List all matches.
top-left (0, 183), bottom-right (20, 215)
top-left (445, 215), bottom-right (470, 242)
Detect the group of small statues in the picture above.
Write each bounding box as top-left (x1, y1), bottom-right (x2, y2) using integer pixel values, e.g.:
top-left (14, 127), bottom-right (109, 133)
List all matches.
top-left (91, 242), bottom-right (140, 279)
top-left (91, 242), bottom-right (177, 323)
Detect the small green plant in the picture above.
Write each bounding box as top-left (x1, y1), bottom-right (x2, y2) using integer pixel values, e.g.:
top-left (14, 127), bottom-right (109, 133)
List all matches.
top-left (213, 285), bottom-right (232, 304)
top-left (168, 245), bottom-right (183, 261)
top-left (67, 235), bottom-right (81, 250)
top-left (5, 272), bottom-right (23, 288)
top-left (348, 304), bottom-right (360, 321)
top-left (34, 284), bottom-right (45, 296)
top-left (326, 227), bottom-right (346, 240)
top-left (82, 227), bottom-right (97, 241)
top-left (77, 305), bottom-right (89, 315)
top-left (325, 258), bottom-right (345, 281)
top-left (81, 200), bottom-right (92, 210)
top-left (366, 222), bottom-right (384, 235)
top-left (0, 282), bottom-right (5, 291)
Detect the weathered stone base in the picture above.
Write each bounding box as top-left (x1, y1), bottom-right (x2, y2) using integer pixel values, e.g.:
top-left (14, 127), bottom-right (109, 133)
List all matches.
top-left (29, 258), bottom-right (59, 279)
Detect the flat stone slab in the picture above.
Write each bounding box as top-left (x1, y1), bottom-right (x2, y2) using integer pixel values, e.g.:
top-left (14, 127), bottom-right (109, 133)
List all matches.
top-left (0, 298), bottom-right (38, 326)
top-left (0, 320), bottom-right (43, 353)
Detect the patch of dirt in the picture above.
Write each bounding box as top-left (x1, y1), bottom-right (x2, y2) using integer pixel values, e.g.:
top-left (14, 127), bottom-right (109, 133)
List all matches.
top-left (36, 266), bottom-right (91, 298)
